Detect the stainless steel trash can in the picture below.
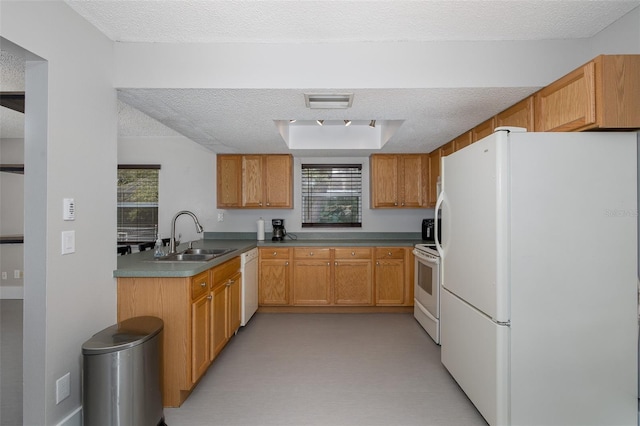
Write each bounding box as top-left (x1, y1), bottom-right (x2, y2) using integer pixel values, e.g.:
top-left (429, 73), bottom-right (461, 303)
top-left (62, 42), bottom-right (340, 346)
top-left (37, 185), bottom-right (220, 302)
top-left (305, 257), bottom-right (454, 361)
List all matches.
top-left (82, 316), bottom-right (165, 426)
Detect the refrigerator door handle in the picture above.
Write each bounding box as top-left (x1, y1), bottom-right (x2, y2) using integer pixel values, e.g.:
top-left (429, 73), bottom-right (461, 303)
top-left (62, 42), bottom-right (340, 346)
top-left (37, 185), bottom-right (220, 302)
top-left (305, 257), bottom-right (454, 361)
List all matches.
top-left (435, 190), bottom-right (444, 257)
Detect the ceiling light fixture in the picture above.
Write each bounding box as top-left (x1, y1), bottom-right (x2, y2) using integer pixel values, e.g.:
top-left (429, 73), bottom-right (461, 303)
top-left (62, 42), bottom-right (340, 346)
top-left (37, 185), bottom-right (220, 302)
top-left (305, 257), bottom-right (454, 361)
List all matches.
top-left (317, 120), bottom-right (324, 126)
top-left (305, 93), bottom-right (354, 109)
top-left (344, 120), bottom-right (351, 126)
top-left (369, 120), bottom-right (376, 128)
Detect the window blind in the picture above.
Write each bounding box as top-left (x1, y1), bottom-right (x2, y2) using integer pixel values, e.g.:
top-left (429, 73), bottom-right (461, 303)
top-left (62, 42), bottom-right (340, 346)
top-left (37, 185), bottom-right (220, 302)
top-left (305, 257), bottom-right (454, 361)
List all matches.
top-left (117, 166), bottom-right (160, 243)
top-left (301, 164), bottom-right (362, 228)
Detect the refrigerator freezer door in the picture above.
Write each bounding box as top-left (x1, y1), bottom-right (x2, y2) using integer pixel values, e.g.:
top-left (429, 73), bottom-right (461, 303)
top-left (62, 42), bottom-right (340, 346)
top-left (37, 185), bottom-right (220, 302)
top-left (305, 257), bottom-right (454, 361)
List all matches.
top-left (441, 288), bottom-right (509, 426)
top-left (440, 131), bottom-right (510, 322)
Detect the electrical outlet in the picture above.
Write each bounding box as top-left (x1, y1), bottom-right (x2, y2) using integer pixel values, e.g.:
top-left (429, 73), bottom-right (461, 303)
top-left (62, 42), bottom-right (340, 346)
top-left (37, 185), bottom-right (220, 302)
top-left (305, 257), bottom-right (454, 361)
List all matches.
top-left (56, 372), bottom-right (70, 404)
top-left (13, 270), bottom-right (21, 279)
top-left (217, 212), bottom-right (224, 222)
top-left (1, 272), bottom-right (7, 280)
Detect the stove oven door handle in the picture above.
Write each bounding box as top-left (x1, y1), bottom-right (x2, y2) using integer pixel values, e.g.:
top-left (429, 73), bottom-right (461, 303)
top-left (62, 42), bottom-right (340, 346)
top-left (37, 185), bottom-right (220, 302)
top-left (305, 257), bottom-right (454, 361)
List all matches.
top-left (413, 249), bottom-right (440, 265)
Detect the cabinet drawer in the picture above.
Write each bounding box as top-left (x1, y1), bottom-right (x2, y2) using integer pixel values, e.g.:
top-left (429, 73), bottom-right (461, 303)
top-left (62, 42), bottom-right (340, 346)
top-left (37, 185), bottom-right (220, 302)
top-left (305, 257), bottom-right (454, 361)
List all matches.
top-left (334, 248), bottom-right (372, 259)
top-left (293, 248), bottom-right (331, 259)
top-left (191, 270), bottom-right (210, 300)
top-left (375, 247), bottom-right (405, 259)
top-left (260, 248), bottom-right (290, 259)
top-left (211, 257), bottom-right (241, 287)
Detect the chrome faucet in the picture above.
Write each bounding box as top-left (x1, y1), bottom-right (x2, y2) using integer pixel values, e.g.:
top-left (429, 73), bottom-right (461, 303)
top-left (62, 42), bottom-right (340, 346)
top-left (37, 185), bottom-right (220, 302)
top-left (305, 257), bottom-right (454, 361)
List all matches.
top-left (169, 210), bottom-right (204, 254)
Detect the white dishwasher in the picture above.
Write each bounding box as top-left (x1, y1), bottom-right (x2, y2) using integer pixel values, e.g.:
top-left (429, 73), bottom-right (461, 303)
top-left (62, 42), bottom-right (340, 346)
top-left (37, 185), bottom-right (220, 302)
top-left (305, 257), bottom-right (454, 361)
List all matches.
top-left (240, 248), bottom-right (259, 326)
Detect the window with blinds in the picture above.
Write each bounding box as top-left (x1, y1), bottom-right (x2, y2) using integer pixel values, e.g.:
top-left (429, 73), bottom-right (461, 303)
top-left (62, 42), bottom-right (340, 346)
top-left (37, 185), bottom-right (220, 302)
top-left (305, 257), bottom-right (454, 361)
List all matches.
top-left (301, 164), bottom-right (362, 228)
top-left (117, 165), bottom-right (160, 243)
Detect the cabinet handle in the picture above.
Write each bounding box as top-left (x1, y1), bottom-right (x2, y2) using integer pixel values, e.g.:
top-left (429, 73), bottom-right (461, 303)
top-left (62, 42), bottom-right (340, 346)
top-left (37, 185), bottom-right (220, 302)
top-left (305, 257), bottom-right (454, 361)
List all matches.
top-left (273, 251), bottom-right (277, 256)
top-left (207, 295), bottom-right (212, 300)
top-left (394, 202), bottom-right (398, 206)
top-left (309, 252), bottom-right (314, 256)
top-left (200, 282), bottom-right (206, 288)
top-left (334, 262), bottom-right (337, 266)
top-left (376, 261), bottom-right (380, 265)
top-left (351, 251), bottom-right (355, 256)
top-left (266, 202), bottom-right (270, 206)
top-left (401, 202), bottom-right (405, 206)
top-left (285, 261), bottom-right (289, 266)
top-left (388, 252), bottom-right (392, 256)
top-left (259, 202), bottom-right (263, 206)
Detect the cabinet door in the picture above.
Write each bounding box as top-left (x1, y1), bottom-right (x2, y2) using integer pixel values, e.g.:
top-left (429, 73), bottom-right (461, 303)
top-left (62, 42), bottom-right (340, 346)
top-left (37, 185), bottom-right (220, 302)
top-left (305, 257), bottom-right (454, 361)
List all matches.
top-left (259, 259), bottom-right (290, 305)
top-left (216, 155), bottom-right (242, 208)
top-left (192, 293), bottom-right (211, 383)
top-left (211, 282), bottom-right (228, 357)
top-left (496, 97), bottom-right (534, 131)
top-left (453, 132), bottom-right (472, 151)
top-left (534, 61), bottom-right (596, 132)
top-left (264, 155), bottom-right (292, 208)
top-left (400, 155), bottom-right (425, 208)
top-left (370, 155), bottom-right (399, 207)
top-left (242, 155), bottom-right (264, 207)
top-left (292, 260), bottom-right (332, 305)
top-left (227, 272), bottom-right (242, 336)
top-left (472, 117), bottom-right (496, 142)
top-left (427, 149), bottom-right (441, 208)
top-left (334, 260), bottom-right (373, 305)
top-left (375, 259), bottom-right (405, 305)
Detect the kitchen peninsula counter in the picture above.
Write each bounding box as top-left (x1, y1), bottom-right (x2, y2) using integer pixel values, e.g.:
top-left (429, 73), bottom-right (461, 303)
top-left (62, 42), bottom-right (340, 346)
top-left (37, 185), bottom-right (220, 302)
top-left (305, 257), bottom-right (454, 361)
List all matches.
top-left (114, 239), bottom-right (257, 278)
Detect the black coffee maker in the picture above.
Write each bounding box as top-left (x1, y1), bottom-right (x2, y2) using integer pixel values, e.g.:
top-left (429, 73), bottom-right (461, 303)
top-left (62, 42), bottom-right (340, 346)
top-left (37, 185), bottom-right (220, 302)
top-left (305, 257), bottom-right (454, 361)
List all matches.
top-left (272, 219), bottom-right (286, 241)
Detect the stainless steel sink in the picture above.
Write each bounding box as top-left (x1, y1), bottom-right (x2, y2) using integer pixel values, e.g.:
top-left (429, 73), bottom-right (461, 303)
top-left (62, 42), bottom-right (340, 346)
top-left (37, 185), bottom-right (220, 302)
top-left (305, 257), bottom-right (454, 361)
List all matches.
top-left (182, 248), bottom-right (234, 256)
top-left (153, 247), bottom-right (236, 262)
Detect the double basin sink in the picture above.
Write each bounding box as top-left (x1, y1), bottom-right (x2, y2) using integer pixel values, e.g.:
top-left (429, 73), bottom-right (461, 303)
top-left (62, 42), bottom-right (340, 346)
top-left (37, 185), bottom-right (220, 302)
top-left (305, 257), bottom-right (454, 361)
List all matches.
top-left (155, 247), bottom-right (236, 262)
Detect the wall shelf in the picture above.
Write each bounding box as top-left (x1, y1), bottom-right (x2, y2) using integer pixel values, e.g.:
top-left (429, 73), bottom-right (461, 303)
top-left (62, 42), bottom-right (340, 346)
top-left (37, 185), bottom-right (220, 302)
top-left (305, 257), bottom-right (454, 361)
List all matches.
top-left (0, 235), bottom-right (24, 244)
top-left (0, 164), bottom-right (24, 174)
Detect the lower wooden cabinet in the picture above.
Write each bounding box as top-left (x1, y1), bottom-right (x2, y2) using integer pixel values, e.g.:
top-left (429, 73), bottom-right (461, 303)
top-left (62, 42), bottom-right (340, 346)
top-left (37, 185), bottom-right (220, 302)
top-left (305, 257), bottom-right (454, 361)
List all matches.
top-left (259, 248), bottom-right (291, 305)
top-left (334, 248), bottom-right (373, 305)
top-left (375, 248), bottom-right (409, 305)
top-left (259, 246), bottom-right (410, 308)
top-left (190, 271), bottom-right (211, 383)
top-left (117, 256), bottom-right (241, 407)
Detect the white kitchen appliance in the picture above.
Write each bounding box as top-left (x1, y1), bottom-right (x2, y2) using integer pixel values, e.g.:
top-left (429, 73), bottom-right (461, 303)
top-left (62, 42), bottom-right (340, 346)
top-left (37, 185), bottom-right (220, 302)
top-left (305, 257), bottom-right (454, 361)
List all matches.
top-left (437, 128), bottom-right (638, 426)
top-left (240, 248), bottom-right (259, 326)
top-left (413, 243), bottom-right (440, 343)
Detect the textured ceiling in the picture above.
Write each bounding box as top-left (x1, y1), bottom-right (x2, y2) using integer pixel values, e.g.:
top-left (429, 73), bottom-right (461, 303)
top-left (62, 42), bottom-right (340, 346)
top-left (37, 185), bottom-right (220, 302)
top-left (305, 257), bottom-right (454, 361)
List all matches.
top-left (3, 1), bottom-right (640, 154)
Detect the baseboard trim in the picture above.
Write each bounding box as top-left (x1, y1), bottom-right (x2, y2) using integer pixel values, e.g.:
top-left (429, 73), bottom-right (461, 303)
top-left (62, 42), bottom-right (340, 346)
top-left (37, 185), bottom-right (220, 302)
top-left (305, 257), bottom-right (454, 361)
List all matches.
top-left (258, 306), bottom-right (413, 314)
top-left (0, 285), bottom-right (24, 299)
top-left (56, 406), bottom-right (82, 426)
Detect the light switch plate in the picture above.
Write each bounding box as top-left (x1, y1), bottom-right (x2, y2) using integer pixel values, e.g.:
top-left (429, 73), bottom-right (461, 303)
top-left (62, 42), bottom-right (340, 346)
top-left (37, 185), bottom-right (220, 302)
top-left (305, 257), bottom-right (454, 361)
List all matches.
top-left (61, 230), bottom-right (75, 255)
top-left (56, 372), bottom-right (70, 404)
top-left (63, 198), bottom-right (75, 221)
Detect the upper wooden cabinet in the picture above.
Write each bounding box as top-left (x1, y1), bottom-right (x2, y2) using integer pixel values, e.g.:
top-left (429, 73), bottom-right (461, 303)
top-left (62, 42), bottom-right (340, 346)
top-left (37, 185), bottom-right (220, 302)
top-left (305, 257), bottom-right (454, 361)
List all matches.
top-left (535, 55), bottom-right (640, 132)
top-left (427, 149), bottom-right (441, 208)
top-left (472, 117), bottom-right (496, 142)
top-left (452, 131), bottom-right (472, 151)
top-left (217, 154), bottom-right (293, 209)
top-left (496, 96), bottom-right (534, 131)
top-left (370, 154), bottom-right (428, 208)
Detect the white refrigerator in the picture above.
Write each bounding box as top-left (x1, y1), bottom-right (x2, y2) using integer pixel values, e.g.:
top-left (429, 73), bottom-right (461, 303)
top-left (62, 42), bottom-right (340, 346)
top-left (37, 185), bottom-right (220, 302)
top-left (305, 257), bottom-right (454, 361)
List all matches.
top-left (437, 128), bottom-right (638, 426)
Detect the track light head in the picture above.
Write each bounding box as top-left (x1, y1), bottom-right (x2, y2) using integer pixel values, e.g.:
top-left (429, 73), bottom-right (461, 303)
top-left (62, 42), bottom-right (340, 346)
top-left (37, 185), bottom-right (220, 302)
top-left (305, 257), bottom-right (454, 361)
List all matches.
top-left (344, 120), bottom-right (352, 126)
top-left (369, 120), bottom-right (376, 128)
top-left (289, 119), bottom-right (296, 123)
top-left (316, 120), bottom-right (324, 126)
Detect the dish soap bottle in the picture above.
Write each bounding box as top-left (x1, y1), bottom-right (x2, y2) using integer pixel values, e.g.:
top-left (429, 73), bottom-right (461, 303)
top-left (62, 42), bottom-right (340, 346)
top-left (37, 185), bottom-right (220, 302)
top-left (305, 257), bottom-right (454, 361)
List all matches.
top-left (154, 227), bottom-right (165, 258)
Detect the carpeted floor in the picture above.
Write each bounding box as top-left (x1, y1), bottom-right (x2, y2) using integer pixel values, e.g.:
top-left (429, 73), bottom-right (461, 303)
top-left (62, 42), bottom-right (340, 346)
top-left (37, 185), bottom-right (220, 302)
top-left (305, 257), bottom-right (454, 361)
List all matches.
top-left (164, 313), bottom-right (487, 426)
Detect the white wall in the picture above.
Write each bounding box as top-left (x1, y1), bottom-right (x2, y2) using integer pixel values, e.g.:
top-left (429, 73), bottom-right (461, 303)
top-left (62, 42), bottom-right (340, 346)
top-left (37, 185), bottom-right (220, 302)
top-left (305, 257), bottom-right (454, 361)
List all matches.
top-left (118, 136), bottom-right (217, 244)
top-left (590, 7), bottom-right (640, 55)
top-left (1, 2), bottom-right (117, 425)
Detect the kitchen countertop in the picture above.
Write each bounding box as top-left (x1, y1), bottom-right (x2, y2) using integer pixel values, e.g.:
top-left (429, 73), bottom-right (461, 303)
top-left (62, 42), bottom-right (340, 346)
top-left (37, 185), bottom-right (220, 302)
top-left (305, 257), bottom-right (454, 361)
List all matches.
top-left (114, 232), bottom-right (425, 278)
top-left (114, 239), bottom-right (258, 278)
